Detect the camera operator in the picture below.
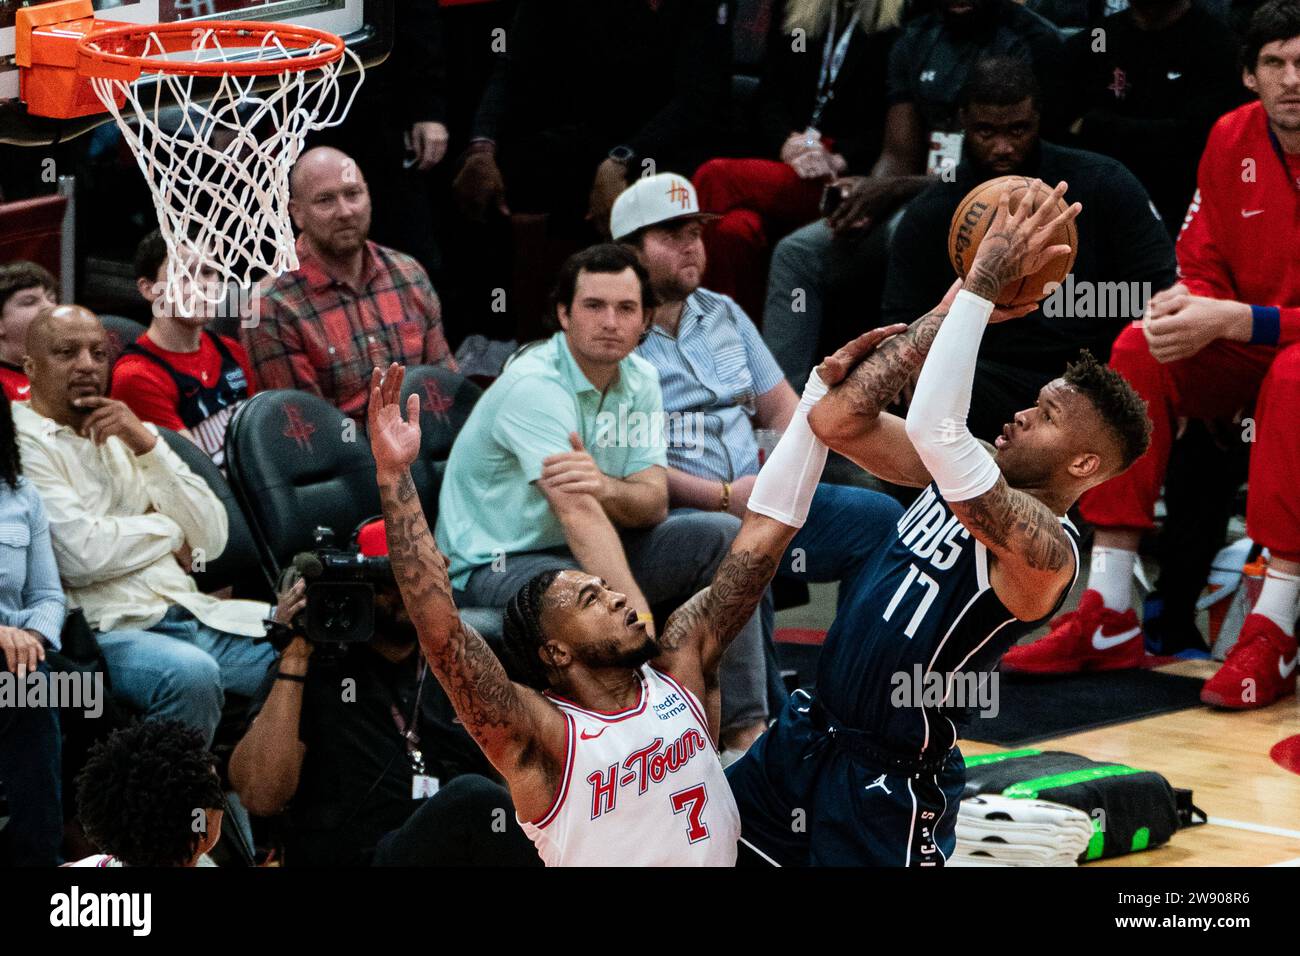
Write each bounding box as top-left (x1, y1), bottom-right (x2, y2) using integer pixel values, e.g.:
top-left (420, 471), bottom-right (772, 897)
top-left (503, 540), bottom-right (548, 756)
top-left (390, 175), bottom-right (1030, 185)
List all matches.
top-left (228, 549), bottom-right (541, 867)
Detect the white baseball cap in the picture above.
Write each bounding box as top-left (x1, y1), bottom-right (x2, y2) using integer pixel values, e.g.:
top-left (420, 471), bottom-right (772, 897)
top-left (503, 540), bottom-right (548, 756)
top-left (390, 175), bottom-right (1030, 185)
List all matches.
top-left (609, 172), bottom-right (719, 241)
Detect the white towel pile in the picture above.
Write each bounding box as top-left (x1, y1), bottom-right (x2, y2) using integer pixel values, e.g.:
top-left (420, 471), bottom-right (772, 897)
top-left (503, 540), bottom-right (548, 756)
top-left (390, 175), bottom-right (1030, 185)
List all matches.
top-left (949, 794), bottom-right (1094, 867)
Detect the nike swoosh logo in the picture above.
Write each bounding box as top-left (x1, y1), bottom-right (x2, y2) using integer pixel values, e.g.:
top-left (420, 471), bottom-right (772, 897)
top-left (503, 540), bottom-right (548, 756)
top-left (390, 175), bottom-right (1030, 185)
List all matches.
top-left (1092, 625), bottom-right (1142, 651)
top-left (1281, 655), bottom-right (1298, 679)
top-left (580, 727), bottom-right (607, 740)
top-left (1242, 209), bottom-right (1265, 218)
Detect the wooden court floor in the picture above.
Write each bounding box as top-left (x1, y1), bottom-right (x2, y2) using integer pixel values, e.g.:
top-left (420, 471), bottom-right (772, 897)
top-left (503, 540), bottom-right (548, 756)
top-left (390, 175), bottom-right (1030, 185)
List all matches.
top-left (960, 657), bottom-right (1300, 867)
top-left (780, 577), bottom-right (1300, 867)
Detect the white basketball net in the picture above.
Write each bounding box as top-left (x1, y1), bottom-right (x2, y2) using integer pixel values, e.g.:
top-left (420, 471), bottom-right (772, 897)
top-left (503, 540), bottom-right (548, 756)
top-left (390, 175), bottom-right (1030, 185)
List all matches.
top-left (85, 26), bottom-right (363, 319)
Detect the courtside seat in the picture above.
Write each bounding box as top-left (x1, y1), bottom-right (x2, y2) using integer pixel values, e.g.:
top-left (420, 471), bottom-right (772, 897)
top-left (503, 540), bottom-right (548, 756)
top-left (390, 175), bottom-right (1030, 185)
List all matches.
top-left (392, 365), bottom-right (502, 640)
top-left (224, 389), bottom-right (381, 577)
top-left (393, 364), bottom-right (483, 522)
top-left (98, 313), bottom-right (147, 367)
top-left (158, 426), bottom-right (272, 601)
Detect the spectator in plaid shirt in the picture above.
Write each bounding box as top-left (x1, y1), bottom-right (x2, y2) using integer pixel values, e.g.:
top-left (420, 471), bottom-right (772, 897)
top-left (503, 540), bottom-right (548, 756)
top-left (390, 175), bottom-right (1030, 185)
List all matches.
top-left (242, 147), bottom-right (457, 420)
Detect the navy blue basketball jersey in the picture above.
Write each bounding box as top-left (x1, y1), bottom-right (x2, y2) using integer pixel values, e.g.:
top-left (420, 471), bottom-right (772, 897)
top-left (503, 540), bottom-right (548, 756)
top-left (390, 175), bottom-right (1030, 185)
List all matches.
top-left (817, 482), bottom-right (1080, 755)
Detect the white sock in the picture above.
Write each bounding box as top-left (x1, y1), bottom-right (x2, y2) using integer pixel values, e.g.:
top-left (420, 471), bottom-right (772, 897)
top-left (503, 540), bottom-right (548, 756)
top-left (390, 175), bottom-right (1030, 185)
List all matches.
top-left (1088, 546), bottom-right (1136, 612)
top-left (1253, 567), bottom-right (1300, 636)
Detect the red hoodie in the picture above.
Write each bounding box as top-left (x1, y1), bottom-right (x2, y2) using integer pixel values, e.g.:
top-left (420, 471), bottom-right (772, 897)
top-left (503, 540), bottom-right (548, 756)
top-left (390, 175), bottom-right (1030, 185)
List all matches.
top-left (1177, 100), bottom-right (1300, 343)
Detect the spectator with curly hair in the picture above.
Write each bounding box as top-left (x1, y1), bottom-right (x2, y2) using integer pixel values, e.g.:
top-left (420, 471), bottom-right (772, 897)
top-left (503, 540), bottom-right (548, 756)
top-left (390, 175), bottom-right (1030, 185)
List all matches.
top-left (69, 719), bottom-right (224, 867)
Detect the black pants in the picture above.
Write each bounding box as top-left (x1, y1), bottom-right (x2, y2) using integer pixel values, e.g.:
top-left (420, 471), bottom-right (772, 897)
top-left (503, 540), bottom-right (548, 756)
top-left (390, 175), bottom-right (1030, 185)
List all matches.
top-left (370, 775), bottom-right (541, 867)
top-left (0, 662), bottom-right (63, 866)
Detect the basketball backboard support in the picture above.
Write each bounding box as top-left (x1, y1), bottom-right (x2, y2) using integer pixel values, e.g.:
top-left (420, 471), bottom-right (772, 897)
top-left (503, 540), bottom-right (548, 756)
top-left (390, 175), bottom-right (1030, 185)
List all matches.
top-left (0, 0), bottom-right (391, 143)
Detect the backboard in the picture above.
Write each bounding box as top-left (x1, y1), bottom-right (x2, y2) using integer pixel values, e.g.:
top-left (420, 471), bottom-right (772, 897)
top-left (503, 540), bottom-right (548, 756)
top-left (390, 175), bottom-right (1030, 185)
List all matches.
top-left (1, 0), bottom-right (392, 143)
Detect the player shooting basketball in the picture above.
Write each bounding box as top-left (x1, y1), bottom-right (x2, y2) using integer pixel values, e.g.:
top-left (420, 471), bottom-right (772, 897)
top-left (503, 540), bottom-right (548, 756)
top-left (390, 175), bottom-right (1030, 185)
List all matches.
top-left (724, 179), bottom-right (1154, 866)
top-left (367, 344), bottom-right (860, 865)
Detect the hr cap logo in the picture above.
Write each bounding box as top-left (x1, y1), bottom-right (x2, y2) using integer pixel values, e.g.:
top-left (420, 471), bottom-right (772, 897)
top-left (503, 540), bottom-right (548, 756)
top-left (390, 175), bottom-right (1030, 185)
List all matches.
top-left (666, 178), bottom-right (692, 210)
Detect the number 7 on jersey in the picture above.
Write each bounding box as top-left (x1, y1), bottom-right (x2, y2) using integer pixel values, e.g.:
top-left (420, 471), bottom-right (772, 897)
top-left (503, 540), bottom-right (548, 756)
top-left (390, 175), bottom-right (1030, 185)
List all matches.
top-left (670, 784), bottom-right (710, 843)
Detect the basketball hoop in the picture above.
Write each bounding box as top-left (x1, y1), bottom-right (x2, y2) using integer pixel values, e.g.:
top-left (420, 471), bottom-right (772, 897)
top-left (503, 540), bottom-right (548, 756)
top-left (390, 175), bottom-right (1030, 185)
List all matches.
top-left (22, 7), bottom-right (363, 319)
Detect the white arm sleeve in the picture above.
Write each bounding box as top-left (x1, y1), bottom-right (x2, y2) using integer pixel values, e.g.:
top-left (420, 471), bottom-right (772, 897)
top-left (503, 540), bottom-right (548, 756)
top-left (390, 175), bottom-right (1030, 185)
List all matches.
top-left (746, 370), bottom-right (829, 529)
top-left (904, 290), bottom-right (1003, 502)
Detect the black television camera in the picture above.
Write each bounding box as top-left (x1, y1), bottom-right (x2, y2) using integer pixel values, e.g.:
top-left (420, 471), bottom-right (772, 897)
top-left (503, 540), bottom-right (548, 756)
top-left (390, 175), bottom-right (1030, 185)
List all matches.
top-left (265, 526), bottom-right (393, 650)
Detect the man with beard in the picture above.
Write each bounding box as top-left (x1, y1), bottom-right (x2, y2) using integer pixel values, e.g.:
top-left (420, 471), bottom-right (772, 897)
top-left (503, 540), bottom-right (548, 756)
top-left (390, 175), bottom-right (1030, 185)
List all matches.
top-left (14, 305), bottom-right (276, 748)
top-left (761, 0), bottom-right (1062, 388)
top-left (619, 174), bottom-right (912, 756)
top-left (726, 182), bottom-right (1151, 866)
top-left (370, 278), bottom-right (864, 863)
top-left (229, 554), bottom-right (541, 866)
top-left (1005, 2), bottom-right (1300, 706)
top-left (880, 57), bottom-right (1174, 441)
top-left (241, 147), bottom-right (458, 422)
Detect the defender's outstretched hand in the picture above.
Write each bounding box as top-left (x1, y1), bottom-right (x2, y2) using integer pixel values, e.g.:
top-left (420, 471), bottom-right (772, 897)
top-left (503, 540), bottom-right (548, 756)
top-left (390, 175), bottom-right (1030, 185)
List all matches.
top-left (816, 323), bottom-right (909, 387)
top-left (369, 364), bottom-right (422, 475)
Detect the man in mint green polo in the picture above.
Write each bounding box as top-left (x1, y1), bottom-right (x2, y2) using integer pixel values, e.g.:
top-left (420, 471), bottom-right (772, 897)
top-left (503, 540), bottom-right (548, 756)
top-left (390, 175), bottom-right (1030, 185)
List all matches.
top-left (436, 243), bottom-right (769, 747)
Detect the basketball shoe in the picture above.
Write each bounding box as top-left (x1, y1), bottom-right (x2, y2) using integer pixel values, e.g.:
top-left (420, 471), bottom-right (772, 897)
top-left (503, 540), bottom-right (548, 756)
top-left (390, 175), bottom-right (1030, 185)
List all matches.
top-left (1199, 613), bottom-right (1298, 709)
top-left (1001, 589), bottom-right (1145, 674)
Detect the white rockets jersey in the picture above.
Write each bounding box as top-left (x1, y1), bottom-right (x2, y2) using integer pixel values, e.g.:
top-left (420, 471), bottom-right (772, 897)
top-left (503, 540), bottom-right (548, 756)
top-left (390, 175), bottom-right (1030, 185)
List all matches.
top-left (519, 665), bottom-right (740, 867)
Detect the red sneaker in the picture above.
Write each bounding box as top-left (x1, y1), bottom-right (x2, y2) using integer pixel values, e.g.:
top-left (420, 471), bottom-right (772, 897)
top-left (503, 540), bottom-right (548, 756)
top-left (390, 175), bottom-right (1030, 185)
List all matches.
top-left (1200, 614), bottom-right (1298, 710)
top-left (1001, 589), bottom-right (1146, 674)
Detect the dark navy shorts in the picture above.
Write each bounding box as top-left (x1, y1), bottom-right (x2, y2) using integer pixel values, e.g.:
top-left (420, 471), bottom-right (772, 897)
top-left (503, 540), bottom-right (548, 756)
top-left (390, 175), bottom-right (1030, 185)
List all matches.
top-left (725, 690), bottom-right (966, 866)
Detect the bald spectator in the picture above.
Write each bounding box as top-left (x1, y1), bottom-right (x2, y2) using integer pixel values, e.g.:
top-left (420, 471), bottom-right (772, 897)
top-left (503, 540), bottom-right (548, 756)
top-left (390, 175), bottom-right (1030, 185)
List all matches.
top-left (16, 305), bottom-right (276, 746)
top-left (242, 147), bottom-right (457, 420)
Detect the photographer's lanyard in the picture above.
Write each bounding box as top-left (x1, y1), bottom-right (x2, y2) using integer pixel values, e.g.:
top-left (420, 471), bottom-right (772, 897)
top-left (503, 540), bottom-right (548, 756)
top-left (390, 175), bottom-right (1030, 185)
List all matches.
top-left (808, 3), bottom-right (862, 133)
top-left (390, 661), bottom-right (437, 797)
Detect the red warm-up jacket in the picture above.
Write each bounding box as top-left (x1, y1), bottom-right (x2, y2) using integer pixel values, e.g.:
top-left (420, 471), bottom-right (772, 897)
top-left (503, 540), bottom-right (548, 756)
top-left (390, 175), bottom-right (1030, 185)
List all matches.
top-left (1177, 100), bottom-right (1300, 342)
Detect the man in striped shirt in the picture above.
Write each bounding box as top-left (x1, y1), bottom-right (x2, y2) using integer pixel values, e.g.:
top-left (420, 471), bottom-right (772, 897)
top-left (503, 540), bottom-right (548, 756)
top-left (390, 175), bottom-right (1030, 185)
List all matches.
top-left (242, 147), bottom-right (457, 421)
top-left (617, 174), bottom-right (900, 753)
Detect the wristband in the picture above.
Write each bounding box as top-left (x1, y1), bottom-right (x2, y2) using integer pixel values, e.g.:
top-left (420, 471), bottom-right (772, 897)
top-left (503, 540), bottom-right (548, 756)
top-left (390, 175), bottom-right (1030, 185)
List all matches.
top-left (1250, 305), bottom-right (1281, 345)
top-left (274, 671), bottom-right (307, 684)
top-left (719, 481), bottom-right (731, 512)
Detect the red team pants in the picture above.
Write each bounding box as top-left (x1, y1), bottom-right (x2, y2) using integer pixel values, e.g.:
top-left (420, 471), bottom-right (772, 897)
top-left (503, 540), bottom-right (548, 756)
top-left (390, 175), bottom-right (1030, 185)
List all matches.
top-left (1078, 323), bottom-right (1300, 562)
top-left (692, 157), bottom-right (825, 321)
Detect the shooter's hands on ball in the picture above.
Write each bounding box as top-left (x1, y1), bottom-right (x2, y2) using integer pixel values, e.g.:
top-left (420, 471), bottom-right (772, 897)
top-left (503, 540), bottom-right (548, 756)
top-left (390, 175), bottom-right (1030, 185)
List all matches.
top-left (369, 363), bottom-right (422, 477)
top-left (541, 433), bottom-right (611, 499)
top-left (72, 396), bottom-right (158, 455)
top-left (1142, 282), bottom-right (1250, 364)
top-left (964, 179), bottom-right (1081, 306)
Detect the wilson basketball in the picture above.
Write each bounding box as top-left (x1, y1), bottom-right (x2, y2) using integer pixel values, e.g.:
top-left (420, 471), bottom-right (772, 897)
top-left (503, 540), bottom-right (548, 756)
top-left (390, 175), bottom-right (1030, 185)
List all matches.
top-left (947, 176), bottom-right (1077, 307)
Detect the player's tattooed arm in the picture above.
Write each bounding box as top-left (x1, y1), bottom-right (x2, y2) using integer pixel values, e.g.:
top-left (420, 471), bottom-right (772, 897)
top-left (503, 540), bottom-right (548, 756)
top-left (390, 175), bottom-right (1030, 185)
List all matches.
top-left (656, 513), bottom-right (789, 693)
top-left (379, 471), bottom-right (564, 774)
top-left (370, 364), bottom-right (565, 801)
top-left (948, 475), bottom-right (1076, 620)
top-left (806, 314), bottom-right (950, 488)
top-left (833, 308), bottom-right (946, 419)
